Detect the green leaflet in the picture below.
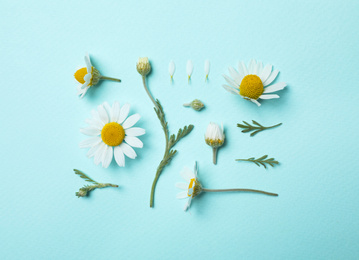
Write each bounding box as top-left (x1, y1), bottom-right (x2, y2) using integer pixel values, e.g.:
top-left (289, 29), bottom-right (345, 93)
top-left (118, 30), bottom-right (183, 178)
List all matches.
top-left (237, 120), bottom-right (282, 136)
top-left (150, 99), bottom-right (194, 207)
top-left (74, 169), bottom-right (118, 197)
top-left (236, 155), bottom-right (279, 169)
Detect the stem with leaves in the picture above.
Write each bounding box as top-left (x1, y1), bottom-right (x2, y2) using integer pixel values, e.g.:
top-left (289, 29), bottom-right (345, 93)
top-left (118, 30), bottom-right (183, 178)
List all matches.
top-left (74, 169), bottom-right (118, 197)
top-left (140, 75), bottom-right (194, 208)
top-left (236, 155), bottom-right (279, 169)
top-left (237, 120), bottom-right (282, 136)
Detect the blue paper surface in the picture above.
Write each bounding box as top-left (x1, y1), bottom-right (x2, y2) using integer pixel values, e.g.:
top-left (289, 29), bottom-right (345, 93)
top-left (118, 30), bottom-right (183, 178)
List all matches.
top-left (1, 0), bottom-right (359, 259)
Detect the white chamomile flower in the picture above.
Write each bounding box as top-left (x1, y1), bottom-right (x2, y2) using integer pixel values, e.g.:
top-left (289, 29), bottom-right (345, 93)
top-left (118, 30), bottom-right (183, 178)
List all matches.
top-left (205, 122), bottom-right (225, 165)
top-left (169, 60), bottom-right (175, 82)
top-left (175, 162), bottom-right (202, 211)
top-left (74, 54), bottom-right (121, 99)
top-left (186, 60), bottom-right (193, 83)
top-left (80, 102), bottom-right (145, 168)
top-left (204, 60), bottom-right (210, 82)
top-left (222, 59), bottom-right (286, 106)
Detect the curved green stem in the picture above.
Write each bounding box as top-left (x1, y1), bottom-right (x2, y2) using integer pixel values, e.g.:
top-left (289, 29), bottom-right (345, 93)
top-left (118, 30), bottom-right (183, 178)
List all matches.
top-left (101, 76), bottom-right (121, 82)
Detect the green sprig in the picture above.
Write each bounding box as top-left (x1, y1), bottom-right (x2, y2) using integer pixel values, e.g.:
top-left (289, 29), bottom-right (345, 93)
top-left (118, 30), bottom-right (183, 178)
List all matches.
top-left (150, 99), bottom-right (194, 207)
top-left (235, 155), bottom-right (279, 169)
top-left (74, 169), bottom-right (118, 197)
top-left (237, 120), bottom-right (282, 136)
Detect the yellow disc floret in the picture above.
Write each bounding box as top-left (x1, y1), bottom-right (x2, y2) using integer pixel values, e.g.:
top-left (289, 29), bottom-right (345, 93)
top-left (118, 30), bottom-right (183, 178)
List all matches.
top-left (239, 75), bottom-right (264, 100)
top-left (101, 122), bottom-right (125, 147)
top-left (74, 67), bottom-right (88, 84)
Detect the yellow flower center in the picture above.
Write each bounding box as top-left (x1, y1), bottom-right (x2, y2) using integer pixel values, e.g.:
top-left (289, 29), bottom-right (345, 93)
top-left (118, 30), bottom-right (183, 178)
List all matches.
top-left (240, 75), bottom-right (264, 100)
top-left (74, 67), bottom-right (88, 84)
top-left (101, 122), bottom-right (125, 147)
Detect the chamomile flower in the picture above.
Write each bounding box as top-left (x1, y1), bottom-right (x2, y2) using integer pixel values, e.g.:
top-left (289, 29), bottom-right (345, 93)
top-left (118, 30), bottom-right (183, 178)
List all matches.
top-left (175, 162), bottom-right (203, 211)
top-left (80, 102), bottom-right (145, 168)
top-left (74, 54), bottom-right (121, 98)
top-left (205, 122), bottom-right (225, 165)
top-left (222, 59), bottom-right (286, 106)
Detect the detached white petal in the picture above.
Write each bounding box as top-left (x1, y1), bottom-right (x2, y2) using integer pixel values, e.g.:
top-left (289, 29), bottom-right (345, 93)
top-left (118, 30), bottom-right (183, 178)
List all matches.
top-left (259, 94), bottom-right (280, 99)
top-left (186, 60), bottom-right (193, 82)
top-left (169, 60), bottom-right (175, 81)
top-left (204, 60), bottom-right (210, 81)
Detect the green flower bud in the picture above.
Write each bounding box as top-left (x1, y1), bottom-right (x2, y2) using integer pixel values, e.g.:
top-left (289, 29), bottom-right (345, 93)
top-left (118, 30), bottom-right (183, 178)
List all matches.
top-left (183, 99), bottom-right (205, 111)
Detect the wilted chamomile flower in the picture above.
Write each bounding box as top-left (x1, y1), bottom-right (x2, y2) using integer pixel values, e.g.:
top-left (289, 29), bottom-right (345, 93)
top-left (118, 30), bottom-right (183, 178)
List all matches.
top-left (222, 59), bottom-right (286, 106)
top-left (74, 54), bottom-right (121, 98)
top-left (205, 122), bottom-right (225, 165)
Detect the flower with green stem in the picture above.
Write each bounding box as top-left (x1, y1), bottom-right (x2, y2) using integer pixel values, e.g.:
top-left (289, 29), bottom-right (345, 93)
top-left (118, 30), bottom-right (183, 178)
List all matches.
top-left (74, 54), bottom-right (121, 98)
top-left (136, 57), bottom-right (194, 208)
top-left (205, 122), bottom-right (225, 165)
top-left (176, 162), bottom-right (278, 211)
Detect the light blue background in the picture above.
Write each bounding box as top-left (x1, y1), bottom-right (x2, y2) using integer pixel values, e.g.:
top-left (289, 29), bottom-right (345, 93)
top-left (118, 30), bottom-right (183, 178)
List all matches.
top-left (1, 0), bottom-right (358, 259)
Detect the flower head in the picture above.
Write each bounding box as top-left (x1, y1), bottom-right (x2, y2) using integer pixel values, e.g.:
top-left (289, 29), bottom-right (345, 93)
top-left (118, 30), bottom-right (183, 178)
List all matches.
top-left (137, 57), bottom-right (151, 76)
top-left (175, 162), bottom-right (202, 211)
top-left (205, 122), bottom-right (225, 148)
top-left (80, 102), bottom-right (145, 168)
top-left (74, 54), bottom-right (121, 98)
top-left (222, 59), bottom-right (286, 106)
top-left (183, 99), bottom-right (204, 111)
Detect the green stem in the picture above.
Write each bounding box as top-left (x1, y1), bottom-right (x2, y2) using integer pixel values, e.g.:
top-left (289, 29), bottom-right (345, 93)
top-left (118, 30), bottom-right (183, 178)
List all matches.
top-left (142, 75), bottom-right (157, 108)
top-left (202, 188), bottom-right (278, 196)
top-left (101, 76), bottom-right (121, 82)
top-left (264, 123), bottom-right (282, 130)
top-left (212, 148), bottom-right (217, 165)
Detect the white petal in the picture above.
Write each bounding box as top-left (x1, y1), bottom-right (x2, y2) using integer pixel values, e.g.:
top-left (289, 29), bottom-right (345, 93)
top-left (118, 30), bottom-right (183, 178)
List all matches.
top-left (175, 182), bottom-right (188, 190)
top-left (228, 67), bottom-right (242, 85)
top-left (79, 136), bottom-right (102, 148)
top-left (78, 85), bottom-right (89, 98)
top-left (122, 114), bottom-right (140, 129)
top-left (125, 127), bottom-right (145, 137)
top-left (248, 59), bottom-right (256, 74)
top-left (125, 136), bottom-right (143, 148)
top-left (118, 104), bottom-right (130, 124)
top-left (120, 143), bottom-right (137, 159)
top-left (84, 53), bottom-right (92, 70)
top-left (180, 167), bottom-right (194, 182)
top-left (223, 74), bottom-right (239, 89)
top-left (184, 197), bottom-right (192, 211)
top-left (263, 70), bottom-right (279, 86)
top-left (204, 60), bottom-right (210, 75)
top-left (97, 105), bottom-right (109, 125)
top-left (253, 60), bottom-right (260, 75)
top-left (257, 62), bottom-right (263, 75)
top-left (260, 64), bottom-right (272, 83)
top-left (87, 142), bottom-right (102, 158)
top-left (84, 73), bottom-right (92, 85)
top-left (240, 61), bottom-right (249, 76)
top-left (94, 142), bottom-right (106, 165)
top-left (222, 85), bottom-right (240, 95)
top-left (169, 60), bottom-right (175, 76)
top-left (186, 60), bottom-right (193, 76)
top-left (80, 127), bottom-right (101, 136)
top-left (176, 191), bottom-right (188, 199)
top-left (111, 101), bottom-right (121, 122)
top-left (102, 146), bottom-right (113, 168)
top-left (114, 146), bottom-right (125, 167)
top-left (263, 82), bottom-right (286, 93)
top-left (250, 99), bottom-right (261, 106)
top-left (85, 118), bottom-right (103, 130)
top-left (259, 94), bottom-right (280, 99)
top-left (103, 102), bottom-right (112, 120)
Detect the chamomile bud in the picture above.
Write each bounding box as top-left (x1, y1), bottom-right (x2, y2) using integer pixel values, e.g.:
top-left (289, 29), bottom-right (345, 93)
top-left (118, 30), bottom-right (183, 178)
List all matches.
top-left (205, 122), bottom-right (225, 164)
top-left (136, 57), bottom-right (151, 76)
top-left (183, 99), bottom-right (205, 111)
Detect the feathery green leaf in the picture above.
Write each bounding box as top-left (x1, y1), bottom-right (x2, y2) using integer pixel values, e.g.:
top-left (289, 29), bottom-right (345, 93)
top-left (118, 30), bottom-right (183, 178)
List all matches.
top-left (74, 169), bottom-right (98, 184)
top-left (235, 155), bottom-right (279, 168)
top-left (237, 121), bottom-right (282, 136)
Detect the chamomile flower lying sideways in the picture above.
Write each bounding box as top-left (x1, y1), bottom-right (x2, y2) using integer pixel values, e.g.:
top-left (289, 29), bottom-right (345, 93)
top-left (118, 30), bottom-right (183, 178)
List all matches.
top-left (74, 54), bottom-right (121, 98)
top-left (176, 162), bottom-right (278, 212)
top-left (80, 102), bottom-right (145, 168)
top-left (222, 59), bottom-right (286, 106)
top-left (175, 162), bottom-right (202, 211)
